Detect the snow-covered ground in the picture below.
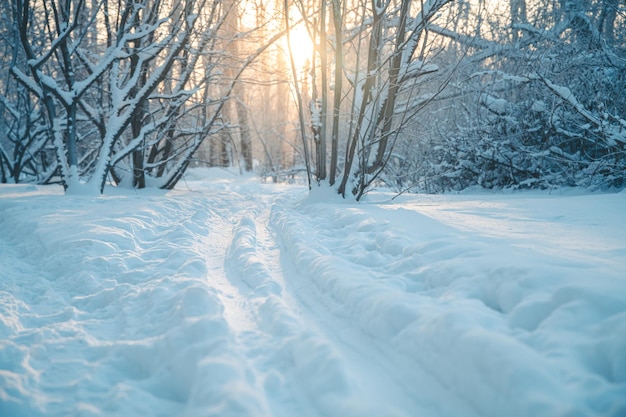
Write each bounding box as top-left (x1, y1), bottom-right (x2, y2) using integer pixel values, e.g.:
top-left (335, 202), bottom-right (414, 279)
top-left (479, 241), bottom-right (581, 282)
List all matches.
top-left (1, 169), bottom-right (625, 417)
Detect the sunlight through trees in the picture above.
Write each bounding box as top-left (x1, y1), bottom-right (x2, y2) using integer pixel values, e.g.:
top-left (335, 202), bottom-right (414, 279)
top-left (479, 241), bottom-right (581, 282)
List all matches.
top-left (1, 0), bottom-right (624, 195)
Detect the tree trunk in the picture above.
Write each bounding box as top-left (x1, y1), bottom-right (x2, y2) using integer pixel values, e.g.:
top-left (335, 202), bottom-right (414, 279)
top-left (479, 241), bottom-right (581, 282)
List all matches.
top-left (235, 91), bottom-right (254, 172)
top-left (329, 0), bottom-right (342, 186)
top-left (510, 0), bottom-right (527, 42)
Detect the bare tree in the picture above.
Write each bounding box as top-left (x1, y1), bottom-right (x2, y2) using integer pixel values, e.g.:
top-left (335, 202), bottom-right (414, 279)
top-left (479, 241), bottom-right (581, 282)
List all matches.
top-left (413, 0), bottom-right (626, 192)
top-left (1, 0), bottom-right (56, 184)
top-left (289, 0), bottom-right (453, 199)
top-left (8, 0), bottom-right (272, 193)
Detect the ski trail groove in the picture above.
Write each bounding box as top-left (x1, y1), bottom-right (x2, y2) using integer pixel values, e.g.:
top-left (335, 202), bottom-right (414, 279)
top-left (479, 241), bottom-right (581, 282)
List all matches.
top-left (225, 210), bottom-right (362, 417)
top-left (266, 202), bottom-right (481, 417)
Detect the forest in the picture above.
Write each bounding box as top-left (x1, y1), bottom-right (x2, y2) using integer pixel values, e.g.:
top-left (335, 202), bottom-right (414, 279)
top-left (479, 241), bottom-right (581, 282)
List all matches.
top-left (1, 0), bottom-right (625, 198)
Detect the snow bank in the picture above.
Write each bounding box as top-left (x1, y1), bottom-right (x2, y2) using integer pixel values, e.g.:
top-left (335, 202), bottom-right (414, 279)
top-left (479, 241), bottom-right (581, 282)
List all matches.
top-left (270, 193), bottom-right (626, 417)
top-left (0, 190), bottom-right (264, 417)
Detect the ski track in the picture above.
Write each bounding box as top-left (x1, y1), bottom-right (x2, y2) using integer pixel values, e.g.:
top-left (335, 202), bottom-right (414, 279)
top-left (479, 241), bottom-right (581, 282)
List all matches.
top-left (1, 181), bottom-right (625, 417)
top-left (268, 191), bottom-right (626, 417)
top-left (223, 195), bottom-right (452, 417)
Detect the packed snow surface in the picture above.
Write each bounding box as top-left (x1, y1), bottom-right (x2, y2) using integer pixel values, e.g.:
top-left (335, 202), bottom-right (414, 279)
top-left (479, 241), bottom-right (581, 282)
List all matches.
top-left (1, 169), bottom-right (625, 417)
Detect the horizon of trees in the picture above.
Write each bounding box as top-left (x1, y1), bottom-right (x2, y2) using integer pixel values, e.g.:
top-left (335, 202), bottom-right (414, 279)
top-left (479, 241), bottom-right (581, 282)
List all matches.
top-left (1, 0), bottom-right (624, 198)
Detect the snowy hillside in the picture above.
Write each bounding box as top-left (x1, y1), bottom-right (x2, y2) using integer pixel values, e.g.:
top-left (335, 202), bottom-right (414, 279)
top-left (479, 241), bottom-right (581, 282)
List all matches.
top-left (1, 169), bottom-right (625, 417)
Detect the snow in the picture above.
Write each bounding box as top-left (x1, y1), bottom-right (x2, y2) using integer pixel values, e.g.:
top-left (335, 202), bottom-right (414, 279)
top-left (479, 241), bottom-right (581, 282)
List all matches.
top-left (1, 170), bottom-right (625, 417)
top-left (482, 94), bottom-right (509, 115)
top-left (531, 100), bottom-right (547, 112)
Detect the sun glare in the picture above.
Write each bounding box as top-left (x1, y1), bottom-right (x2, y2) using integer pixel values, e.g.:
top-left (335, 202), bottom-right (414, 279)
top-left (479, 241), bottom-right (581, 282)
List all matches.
top-left (284, 25), bottom-right (313, 71)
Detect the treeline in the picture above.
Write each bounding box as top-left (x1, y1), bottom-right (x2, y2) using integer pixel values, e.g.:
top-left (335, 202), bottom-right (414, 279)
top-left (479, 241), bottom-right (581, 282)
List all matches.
top-left (1, 0), bottom-right (624, 196)
top-left (0, 0), bottom-right (260, 193)
top-left (388, 0), bottom-right (626, 193)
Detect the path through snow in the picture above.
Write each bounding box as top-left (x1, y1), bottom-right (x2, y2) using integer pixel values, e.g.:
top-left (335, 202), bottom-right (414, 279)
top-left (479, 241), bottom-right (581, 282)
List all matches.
top-left (1, 171), bottom-right (625, 417)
